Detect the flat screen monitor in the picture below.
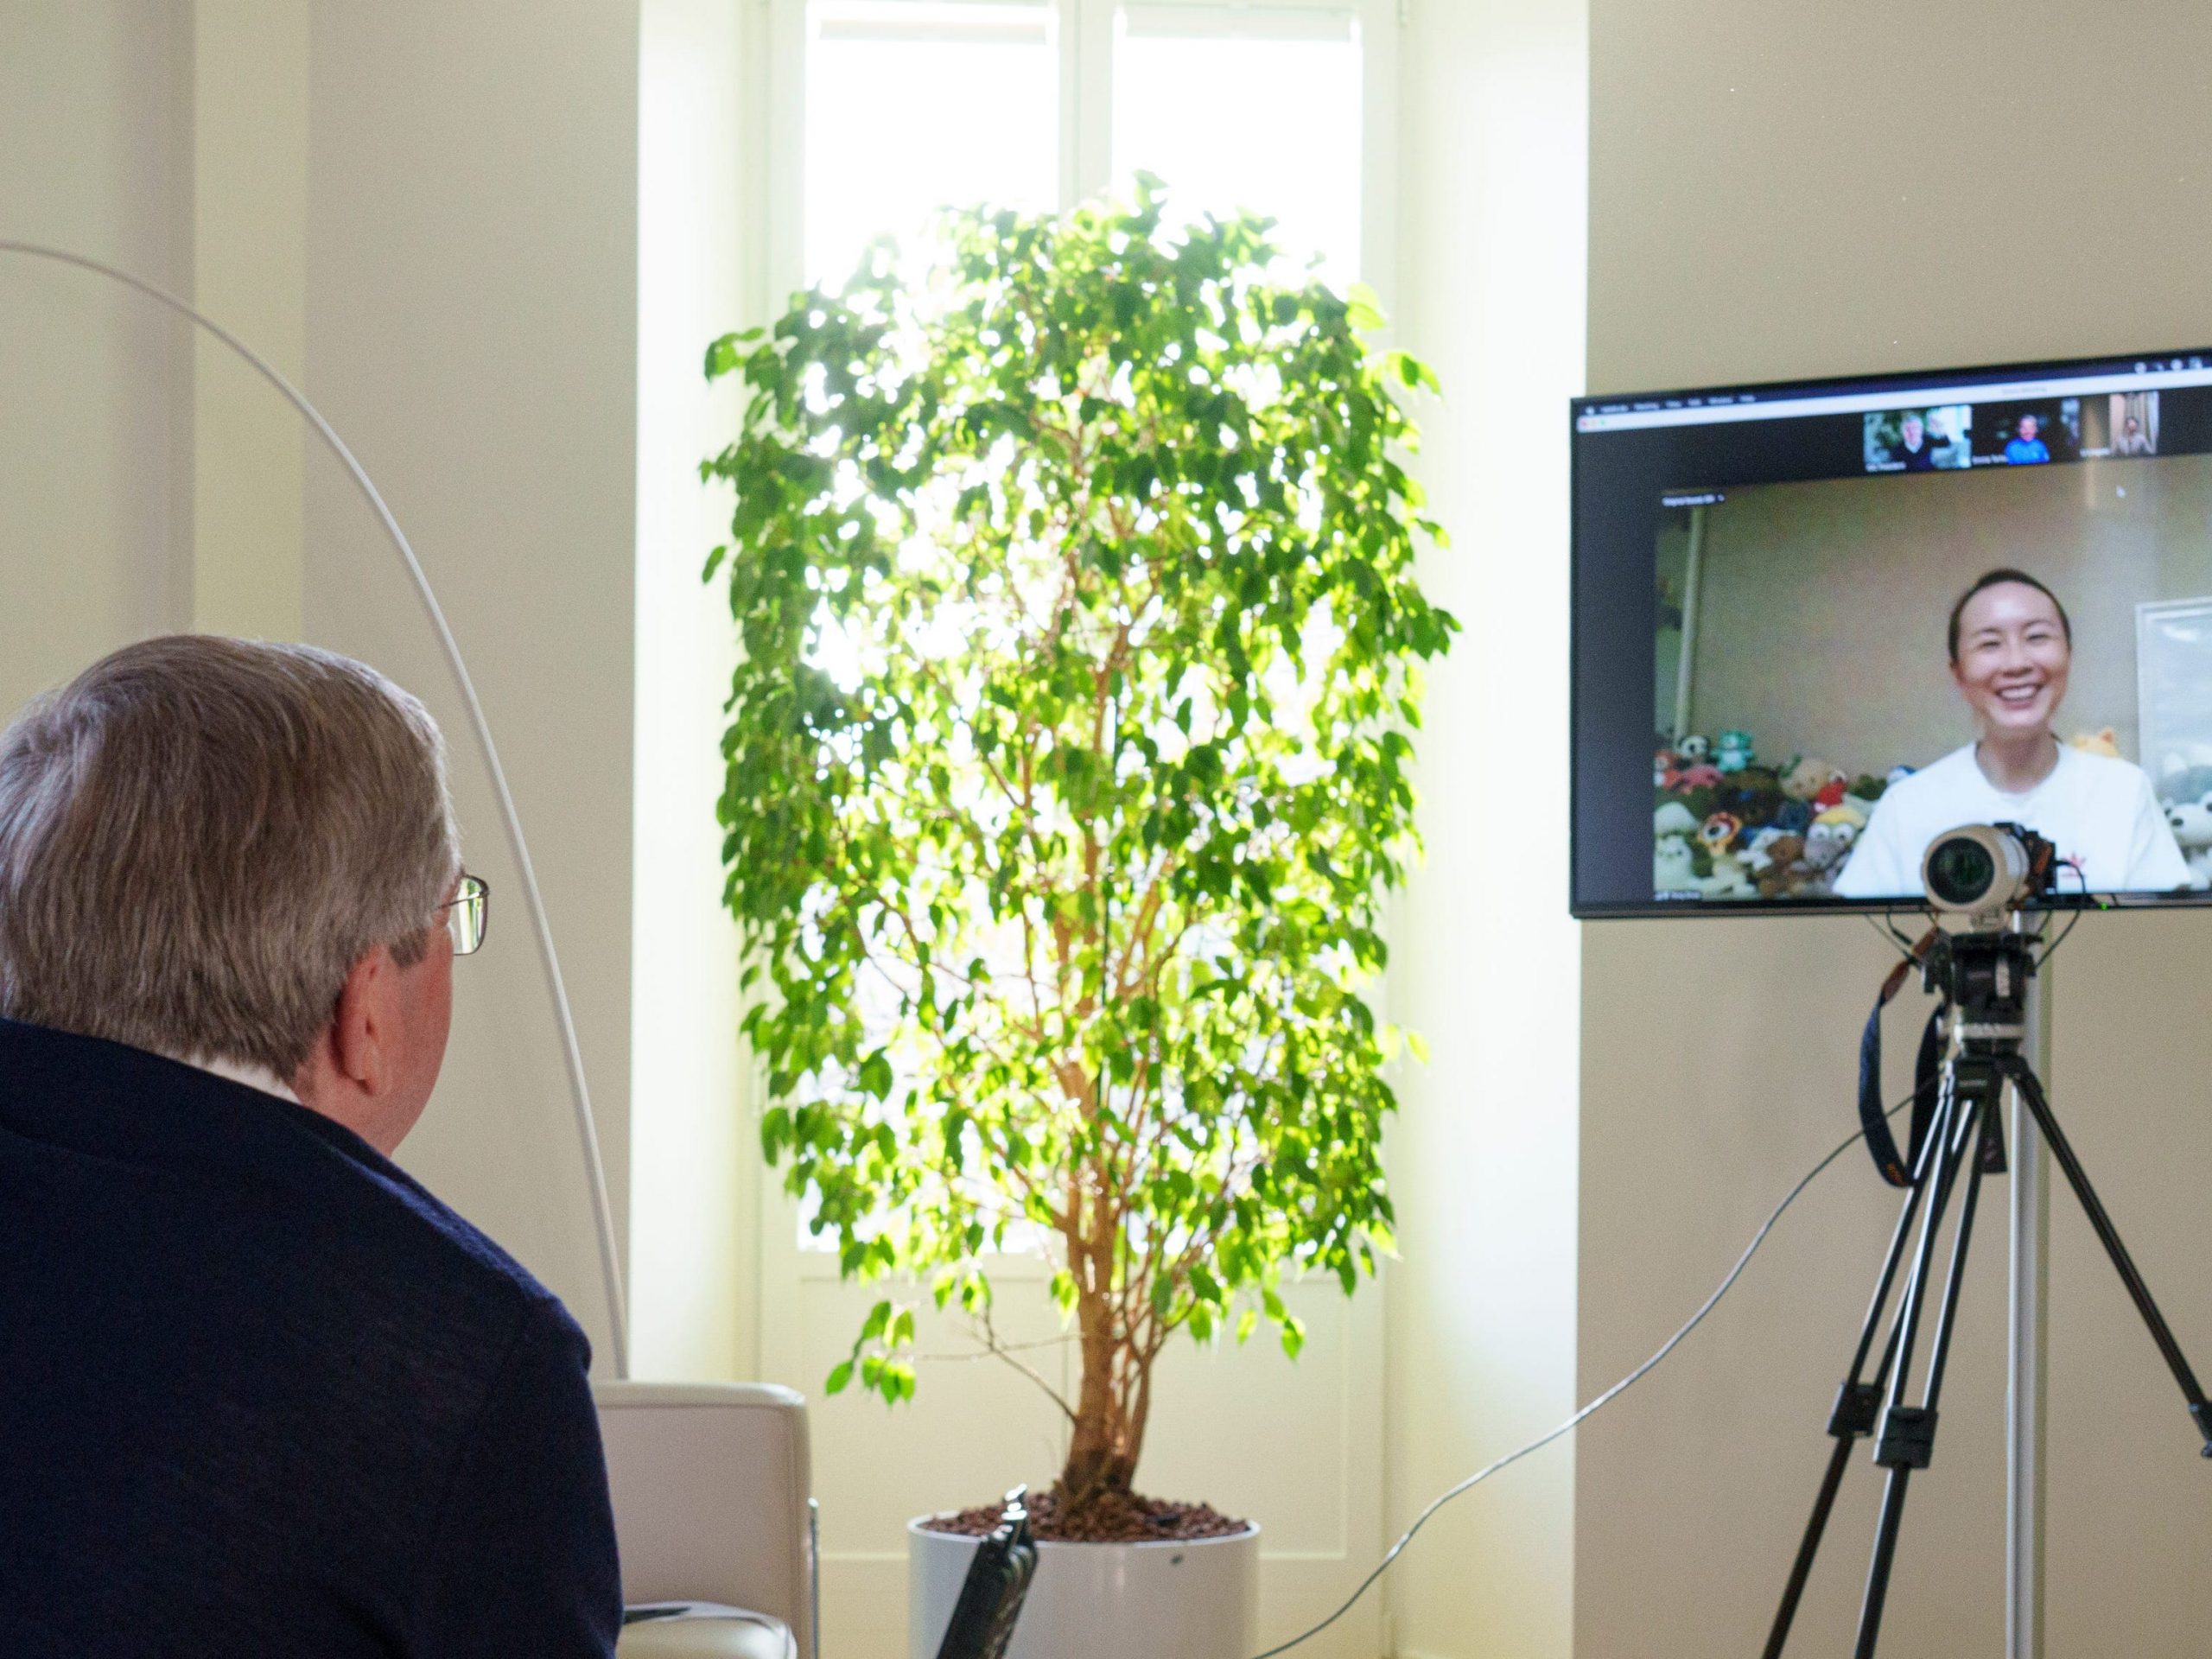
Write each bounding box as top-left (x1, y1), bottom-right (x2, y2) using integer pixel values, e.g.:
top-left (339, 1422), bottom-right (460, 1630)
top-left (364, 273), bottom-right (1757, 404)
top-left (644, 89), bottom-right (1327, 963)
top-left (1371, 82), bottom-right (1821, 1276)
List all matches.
top-left (1572, 346), bottom-right (2212, 918)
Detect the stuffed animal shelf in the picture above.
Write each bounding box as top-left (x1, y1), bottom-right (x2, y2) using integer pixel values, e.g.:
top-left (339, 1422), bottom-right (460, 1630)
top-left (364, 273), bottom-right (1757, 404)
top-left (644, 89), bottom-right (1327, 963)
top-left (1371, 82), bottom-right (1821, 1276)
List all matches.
top-left (1652, 736), bottom-right (1911, 900)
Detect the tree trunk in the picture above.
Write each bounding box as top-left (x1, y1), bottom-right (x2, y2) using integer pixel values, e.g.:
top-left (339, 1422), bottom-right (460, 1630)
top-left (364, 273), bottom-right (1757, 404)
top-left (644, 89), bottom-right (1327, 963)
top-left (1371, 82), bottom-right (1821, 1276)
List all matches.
top-left (1056, 1256), bottom-right (1146, 1509)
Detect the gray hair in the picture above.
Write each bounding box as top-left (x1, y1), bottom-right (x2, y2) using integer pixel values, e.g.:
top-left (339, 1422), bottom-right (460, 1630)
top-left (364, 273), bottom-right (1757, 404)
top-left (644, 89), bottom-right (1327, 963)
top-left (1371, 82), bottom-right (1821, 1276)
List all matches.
top-left (0, 636), bottom-right (461, 1078)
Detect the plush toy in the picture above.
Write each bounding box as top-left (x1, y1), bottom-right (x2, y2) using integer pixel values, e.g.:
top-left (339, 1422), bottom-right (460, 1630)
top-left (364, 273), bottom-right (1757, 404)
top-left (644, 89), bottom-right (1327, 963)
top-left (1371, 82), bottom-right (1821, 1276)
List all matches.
top-left (2069, 727), bottom-right (2122, 760)
top-left (1655, 747), bottom-right (1678, 788)
top-left (1698, 853), bottom-right (1755, 899)
top-left (2164, 793), bottom-right (2212, 888)
top-left (1654, 800), bottom-right (1700, 838)
top-left (1773, 798), bottom-right (1814, 835)
top-left (1655, 832), bottom-right (1700, 893)
top-left (1719, 765), bottom-right (1784, 825)
top-left (1784, 757), bottom-right (1848, 803)
top-left (1700, 811), bottom-right (1743, 856)
top-left (1847, 773), bottom-right (1889, 803)
top-left (1715, 729), bottom-right (1755, 773)
top-left (1886, 764), bottom-right (1916, 787)
top-left (2158, 764), bottom-right (2212, 808)
top-left (1741, 825), bottom-right (1789, 873)
top-left (1663, 760), bottom-right (1734, 791)
top-left (1676, 734), bottom-right (1711, 765)
top-left (1803, 817), bottom-right (1859, 872)
top-left (1815, 801), bottom-right (1868, 832)
top-left (1754, 834), bottom-right (1808, 899)
top-left (1813, 778), bottom-right (1850, 811)
top-left (1670, 782), bottom-right (1724, 822)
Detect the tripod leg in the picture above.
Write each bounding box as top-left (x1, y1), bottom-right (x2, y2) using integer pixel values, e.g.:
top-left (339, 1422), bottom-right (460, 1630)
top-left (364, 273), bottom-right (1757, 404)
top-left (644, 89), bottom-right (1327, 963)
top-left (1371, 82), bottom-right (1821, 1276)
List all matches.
top-left (2004, 1058), bottom-right (2212, 1455)
top-left (1762, 1083), bottom-right (1955, 1659)
top-left (1854, 1087), bottom-right (1987, 1659)
top-left (1762, 1328), bottom-right (1900, 1659)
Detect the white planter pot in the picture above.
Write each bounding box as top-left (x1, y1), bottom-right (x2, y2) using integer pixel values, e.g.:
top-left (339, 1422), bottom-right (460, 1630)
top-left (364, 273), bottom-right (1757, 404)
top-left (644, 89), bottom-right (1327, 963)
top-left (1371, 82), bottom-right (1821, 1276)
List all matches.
top-left (907, 1514), bottom-right (1259, 1659)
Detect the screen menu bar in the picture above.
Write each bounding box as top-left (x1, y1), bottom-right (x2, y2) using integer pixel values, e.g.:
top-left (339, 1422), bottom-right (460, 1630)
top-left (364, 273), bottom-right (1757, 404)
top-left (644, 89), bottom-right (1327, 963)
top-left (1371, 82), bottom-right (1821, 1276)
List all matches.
top-left (1577, 354), bottom-right (2212, 433)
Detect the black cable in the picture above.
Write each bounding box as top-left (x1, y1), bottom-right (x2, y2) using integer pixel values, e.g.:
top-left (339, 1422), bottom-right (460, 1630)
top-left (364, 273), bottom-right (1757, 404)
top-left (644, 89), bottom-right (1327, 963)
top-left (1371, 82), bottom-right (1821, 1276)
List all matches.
top-left (1863, 909), bottom-right (1922, 963)
top-left (2036, 864), bottom-right (2094, 967)
top-left (1246, 1089), bottom-right (1921, 1659)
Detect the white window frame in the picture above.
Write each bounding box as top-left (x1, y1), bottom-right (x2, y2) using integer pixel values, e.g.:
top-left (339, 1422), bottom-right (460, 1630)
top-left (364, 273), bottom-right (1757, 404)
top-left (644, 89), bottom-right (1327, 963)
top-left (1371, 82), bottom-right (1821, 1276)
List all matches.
top-left (761, 0), bottom-right (1401, 314)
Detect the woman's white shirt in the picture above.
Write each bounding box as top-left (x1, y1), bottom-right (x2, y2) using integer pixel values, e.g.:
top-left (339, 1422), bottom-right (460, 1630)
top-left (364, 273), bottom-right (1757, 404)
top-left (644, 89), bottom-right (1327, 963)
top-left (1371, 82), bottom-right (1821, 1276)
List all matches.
top-left (1833, 742), bottom-right (2190, 898)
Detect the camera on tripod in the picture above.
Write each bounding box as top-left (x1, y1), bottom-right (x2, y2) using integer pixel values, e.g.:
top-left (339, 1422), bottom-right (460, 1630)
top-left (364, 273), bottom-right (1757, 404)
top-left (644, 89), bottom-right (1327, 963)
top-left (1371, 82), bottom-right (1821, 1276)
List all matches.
top-left (1919, 820), bottom-right (2059, 930)
top-left (1763, 817), bottom-right (2212, 1659)
top-left (1910, 822), bottom-right (2060, 1040)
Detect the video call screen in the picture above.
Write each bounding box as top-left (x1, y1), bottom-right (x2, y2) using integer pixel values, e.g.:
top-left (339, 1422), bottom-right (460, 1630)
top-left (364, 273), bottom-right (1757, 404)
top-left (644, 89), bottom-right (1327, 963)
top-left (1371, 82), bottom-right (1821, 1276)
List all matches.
top-left (1572, 348), bottom-right (2212, 917)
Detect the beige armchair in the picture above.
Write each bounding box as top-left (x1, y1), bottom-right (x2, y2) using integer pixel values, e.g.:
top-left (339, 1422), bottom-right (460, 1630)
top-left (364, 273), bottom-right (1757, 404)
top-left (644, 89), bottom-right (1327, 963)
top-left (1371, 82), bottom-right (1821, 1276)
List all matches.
top-left (595, 1382), bottom-right (818, 1659)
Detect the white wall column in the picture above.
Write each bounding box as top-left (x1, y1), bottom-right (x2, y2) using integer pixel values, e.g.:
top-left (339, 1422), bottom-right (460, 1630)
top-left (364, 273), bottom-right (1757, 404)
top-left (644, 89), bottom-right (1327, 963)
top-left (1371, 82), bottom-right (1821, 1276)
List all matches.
top-left (1382, 3), bottom-right (1587, 1656)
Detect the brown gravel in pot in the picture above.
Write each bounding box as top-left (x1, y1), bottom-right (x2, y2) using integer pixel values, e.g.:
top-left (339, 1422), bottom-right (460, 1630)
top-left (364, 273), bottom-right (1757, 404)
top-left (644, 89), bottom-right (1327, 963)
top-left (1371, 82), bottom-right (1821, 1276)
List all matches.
top-left (921, 1488), bottom-right (1249, 1544)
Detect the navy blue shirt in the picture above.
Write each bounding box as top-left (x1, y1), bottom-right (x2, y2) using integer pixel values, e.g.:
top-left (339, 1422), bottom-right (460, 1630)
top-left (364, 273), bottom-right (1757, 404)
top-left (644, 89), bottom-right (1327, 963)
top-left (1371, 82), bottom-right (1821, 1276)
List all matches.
top-left (0, 1018), bottom-right (621, 1656)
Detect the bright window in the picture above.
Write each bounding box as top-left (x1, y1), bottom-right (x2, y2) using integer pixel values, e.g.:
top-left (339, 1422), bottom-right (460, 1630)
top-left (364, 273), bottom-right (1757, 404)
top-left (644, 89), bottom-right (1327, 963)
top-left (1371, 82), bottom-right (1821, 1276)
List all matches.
top-left (803, 3), bottom-right (1060, 286)
top-left (1111, 6), bottom-right (1363, 285)
top-left (783, 0), bottom-right (1378, 1247)
top-left (794, 0), bottom-right (1371, 291)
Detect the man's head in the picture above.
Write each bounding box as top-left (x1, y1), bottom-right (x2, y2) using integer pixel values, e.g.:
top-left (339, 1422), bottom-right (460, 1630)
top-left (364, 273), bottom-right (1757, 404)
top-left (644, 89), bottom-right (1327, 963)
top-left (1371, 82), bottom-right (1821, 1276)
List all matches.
top-left (1900, 412), bottom-right (1925, 448)
top-left (0, 637), bottom-right (461, 1153)
top-left (2019, 413), bottom-right (2040, 441)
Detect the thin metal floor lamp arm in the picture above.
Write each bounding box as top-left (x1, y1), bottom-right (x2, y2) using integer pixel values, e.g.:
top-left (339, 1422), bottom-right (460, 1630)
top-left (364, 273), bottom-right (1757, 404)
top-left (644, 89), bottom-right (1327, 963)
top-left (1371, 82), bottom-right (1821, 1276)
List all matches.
top-left (0, 238), bottom-right (629, 1377)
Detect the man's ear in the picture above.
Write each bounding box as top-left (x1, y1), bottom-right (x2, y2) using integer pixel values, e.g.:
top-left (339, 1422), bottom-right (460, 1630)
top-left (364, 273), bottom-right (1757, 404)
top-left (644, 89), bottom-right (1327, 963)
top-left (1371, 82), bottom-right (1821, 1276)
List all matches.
top-left (328, 946), bottom-right (397, 1095)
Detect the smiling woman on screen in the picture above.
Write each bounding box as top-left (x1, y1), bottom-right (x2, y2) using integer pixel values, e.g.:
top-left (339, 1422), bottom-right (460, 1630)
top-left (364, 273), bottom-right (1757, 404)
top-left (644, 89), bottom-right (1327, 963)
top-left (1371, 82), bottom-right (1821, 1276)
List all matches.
top-left (1834, 569), bottom-right (2191, 898)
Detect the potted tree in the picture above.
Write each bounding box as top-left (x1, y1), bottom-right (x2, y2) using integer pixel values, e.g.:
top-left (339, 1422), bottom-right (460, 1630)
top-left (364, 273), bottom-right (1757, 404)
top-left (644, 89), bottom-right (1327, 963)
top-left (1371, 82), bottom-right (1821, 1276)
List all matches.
top-left (702, 181), bottom-right (1454, 1659)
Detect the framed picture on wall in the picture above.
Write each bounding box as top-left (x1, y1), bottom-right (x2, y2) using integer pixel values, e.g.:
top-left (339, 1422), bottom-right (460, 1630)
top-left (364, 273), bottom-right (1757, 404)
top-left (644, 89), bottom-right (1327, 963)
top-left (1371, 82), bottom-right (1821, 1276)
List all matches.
top-left (2135, 596), bottom-right (2212, 804)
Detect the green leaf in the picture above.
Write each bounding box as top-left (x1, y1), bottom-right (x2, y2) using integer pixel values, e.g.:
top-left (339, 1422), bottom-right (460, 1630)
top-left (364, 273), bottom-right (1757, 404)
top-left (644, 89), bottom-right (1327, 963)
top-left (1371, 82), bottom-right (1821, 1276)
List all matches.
top-left (702, 185), bottom-right (1450, 1492)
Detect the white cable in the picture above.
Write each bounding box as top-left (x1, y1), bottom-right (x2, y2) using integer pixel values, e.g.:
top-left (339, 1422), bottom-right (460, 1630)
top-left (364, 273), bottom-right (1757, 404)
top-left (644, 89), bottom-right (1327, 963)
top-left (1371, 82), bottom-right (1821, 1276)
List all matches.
top-left (0, 238), bottom-right (629, 1376)
top-left (1249, 1096), bottom-right (1911, 1658)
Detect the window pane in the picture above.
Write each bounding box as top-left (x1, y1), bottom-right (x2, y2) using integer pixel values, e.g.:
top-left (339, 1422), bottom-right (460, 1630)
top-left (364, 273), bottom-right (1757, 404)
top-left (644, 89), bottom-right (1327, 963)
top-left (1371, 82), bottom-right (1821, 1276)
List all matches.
top-left (1111, 6), bottom-right (1363, 287)
top-left (804, 2), bottom-right (1060, 287)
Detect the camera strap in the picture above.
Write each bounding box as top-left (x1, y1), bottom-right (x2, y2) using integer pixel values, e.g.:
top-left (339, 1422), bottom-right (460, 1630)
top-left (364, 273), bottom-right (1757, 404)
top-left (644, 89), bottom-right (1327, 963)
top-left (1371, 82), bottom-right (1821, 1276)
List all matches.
top-left (1858, 930), bottom-right (1944, 1187)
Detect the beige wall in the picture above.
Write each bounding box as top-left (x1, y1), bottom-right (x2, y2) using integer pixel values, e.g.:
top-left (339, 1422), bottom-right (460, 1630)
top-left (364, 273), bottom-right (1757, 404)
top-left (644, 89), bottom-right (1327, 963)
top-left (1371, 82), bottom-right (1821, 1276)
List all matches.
top-left (1584, 5), bottom-right (2212, 1655)
top-left (1, 2), bottom-right (645, 1372)
top-left (1382, 3), bottom-right (1586, 1657)
top-left (3, 0), bottom-right (837, 1402)
top-left (190, 0), bottom-right (308, 643)
top-left (0, 3), bottom-right (194, 703)
top-left (300, 0), bottom-right (642, 1366)
top-left (1687, 459), bottom-right (2212, 773)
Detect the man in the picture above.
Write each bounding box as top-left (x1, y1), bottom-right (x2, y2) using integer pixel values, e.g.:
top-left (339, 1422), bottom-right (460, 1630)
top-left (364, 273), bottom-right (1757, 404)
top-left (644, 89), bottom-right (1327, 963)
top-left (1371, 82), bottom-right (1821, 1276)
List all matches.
top-left (0, 637), bottom-right (621, 1656)
top-left (2004, 411), bottom-right (2051, 464)
top-left (1893, 409), bottom-right (1938, 470)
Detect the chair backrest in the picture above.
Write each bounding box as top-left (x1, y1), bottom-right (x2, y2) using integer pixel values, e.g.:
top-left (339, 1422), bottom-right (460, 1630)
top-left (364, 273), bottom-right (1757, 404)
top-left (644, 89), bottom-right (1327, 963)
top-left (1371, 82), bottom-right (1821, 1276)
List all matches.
top-left (594, 1381), bottom-right (815, 1659)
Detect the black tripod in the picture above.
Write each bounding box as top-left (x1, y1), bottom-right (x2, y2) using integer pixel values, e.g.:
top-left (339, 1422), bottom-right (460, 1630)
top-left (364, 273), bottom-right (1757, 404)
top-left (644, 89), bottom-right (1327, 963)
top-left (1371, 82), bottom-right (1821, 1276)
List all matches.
top-left (1763, 924), bottom-right (2212, 1659)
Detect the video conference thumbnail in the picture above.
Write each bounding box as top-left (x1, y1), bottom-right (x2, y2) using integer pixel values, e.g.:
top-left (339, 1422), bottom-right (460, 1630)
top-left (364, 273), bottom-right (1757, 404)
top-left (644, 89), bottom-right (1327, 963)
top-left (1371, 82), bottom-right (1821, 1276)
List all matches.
top-left (1653, 444), bottom-right (2212, 904)
top-left (1863, 405), bottom-right (1970, 471)
top-left (1863, 393), bottom-right (2159, 477)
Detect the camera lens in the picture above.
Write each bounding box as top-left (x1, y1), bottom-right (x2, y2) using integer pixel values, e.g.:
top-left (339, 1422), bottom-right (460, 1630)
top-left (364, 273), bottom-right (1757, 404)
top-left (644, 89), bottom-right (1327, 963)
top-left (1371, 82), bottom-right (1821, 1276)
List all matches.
top-left (1926, 836), bottom-right (1997, 906)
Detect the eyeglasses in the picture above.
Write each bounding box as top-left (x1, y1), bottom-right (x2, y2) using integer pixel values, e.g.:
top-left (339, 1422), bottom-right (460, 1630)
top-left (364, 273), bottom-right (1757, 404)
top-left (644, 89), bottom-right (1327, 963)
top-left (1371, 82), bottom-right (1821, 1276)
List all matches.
top-left (435, 873), bottom-right (489, 957)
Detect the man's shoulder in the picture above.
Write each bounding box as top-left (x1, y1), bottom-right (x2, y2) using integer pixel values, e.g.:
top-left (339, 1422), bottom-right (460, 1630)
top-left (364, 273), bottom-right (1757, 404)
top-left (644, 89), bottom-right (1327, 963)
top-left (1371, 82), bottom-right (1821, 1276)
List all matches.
top-left (340, 1129), bottom-right (579, 1334)
top-left (0, 1017), bottom-right (582, 1357)
top-left (266, 1103), bottom-right (590, 1376)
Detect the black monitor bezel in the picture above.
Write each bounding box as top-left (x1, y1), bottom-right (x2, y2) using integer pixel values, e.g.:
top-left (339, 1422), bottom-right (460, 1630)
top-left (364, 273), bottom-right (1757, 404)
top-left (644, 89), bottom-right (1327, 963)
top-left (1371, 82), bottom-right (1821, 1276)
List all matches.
top-left (1569, 341), bottom-right (2212, 922)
